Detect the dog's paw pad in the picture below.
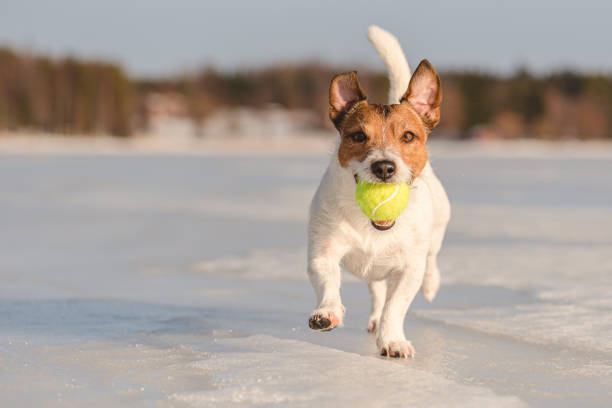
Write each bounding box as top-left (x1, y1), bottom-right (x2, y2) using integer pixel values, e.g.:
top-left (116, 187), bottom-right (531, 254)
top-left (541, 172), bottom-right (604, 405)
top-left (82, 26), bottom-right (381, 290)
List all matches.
top-left (379, 340), bottom-right (415, 358)
top-left (308, 311), bottom-right (340, 331)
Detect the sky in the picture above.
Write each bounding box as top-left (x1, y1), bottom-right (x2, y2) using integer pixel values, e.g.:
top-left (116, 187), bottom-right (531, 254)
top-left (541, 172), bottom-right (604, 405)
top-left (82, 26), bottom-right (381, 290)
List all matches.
top-left (1, 0), bottom-right (611, 77)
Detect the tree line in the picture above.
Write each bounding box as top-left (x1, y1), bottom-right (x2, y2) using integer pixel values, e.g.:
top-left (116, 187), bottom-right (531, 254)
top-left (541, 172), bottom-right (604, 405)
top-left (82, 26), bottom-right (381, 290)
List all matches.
top-left (1, 46), bottom-right (611, 139)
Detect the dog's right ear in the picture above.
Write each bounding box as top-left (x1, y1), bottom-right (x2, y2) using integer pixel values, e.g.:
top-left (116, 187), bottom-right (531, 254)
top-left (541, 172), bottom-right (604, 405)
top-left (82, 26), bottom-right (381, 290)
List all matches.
top-left (329, 71), bottom-right (366, 128)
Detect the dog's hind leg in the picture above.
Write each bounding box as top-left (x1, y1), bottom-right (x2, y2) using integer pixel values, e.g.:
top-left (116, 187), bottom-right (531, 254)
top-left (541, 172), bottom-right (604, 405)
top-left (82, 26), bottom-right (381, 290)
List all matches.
top-left (419, 161), bottom-right (450, 303)
top-left (367, 279), bottom-right (387, 333)
top-left (421, 253), bottom-right (441, 303)
top-left (421, 221), bottom-right (447, 302)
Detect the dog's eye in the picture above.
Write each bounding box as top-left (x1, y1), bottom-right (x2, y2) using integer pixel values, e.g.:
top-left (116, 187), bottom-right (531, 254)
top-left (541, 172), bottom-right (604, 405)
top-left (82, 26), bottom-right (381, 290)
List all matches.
top-left (402, 131), bottom-right (417, 143)
top-left (348, 132), bottom-right (367, 143)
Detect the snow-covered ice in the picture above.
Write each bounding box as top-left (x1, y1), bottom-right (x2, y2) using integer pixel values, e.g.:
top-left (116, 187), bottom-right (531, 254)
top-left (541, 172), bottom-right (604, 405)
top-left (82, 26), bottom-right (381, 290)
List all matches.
top-left (0, 139), bottom-right (611, 407)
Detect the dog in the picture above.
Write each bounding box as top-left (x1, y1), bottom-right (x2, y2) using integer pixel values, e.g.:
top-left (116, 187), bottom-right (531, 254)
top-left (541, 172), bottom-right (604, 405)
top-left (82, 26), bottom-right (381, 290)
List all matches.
top-left (306, 26), bottom-right (451, 358)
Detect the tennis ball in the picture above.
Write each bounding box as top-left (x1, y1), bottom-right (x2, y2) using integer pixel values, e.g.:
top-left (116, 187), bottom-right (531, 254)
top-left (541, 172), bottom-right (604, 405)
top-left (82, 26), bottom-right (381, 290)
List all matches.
top-left (355, 180), bottom-right (410, 221)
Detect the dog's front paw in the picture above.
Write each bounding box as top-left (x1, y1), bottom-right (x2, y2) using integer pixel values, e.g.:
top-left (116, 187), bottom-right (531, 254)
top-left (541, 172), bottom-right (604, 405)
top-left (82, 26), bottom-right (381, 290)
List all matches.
top-left (308, 305), bottom-right (344, 331)
top-left (377, 338), bottom-right (415, 358)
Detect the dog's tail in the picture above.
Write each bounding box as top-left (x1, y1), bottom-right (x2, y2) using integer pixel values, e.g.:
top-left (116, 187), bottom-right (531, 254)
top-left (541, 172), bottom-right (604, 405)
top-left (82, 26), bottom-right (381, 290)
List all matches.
top-left (367, 25), bottom-right (411, 105)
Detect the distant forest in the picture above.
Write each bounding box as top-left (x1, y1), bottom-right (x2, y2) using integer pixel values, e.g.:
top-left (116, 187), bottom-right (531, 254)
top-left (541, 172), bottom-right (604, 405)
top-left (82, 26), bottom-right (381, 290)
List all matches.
top-left (1, 47), bottom-right (612, 139)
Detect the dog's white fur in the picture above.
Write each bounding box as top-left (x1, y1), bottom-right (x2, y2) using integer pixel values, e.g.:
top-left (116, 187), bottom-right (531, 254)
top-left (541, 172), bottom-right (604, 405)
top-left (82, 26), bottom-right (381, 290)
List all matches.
top-left (307, 26), bottom-right (451, 357)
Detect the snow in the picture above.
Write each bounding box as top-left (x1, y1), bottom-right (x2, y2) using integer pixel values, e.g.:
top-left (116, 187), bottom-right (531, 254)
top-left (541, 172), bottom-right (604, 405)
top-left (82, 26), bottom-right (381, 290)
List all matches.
top-left (0, 137), bottom-right (611, 406)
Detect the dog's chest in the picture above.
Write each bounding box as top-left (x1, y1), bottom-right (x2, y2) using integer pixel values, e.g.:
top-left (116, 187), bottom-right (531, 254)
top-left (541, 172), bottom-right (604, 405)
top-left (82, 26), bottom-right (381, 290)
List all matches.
top-left (340, 238), bottom-right (406, 281)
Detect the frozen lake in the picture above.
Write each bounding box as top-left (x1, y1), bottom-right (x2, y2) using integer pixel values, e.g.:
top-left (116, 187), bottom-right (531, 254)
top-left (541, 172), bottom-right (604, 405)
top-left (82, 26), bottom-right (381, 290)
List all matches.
top-left (1, 141), bottom-right (611, 407)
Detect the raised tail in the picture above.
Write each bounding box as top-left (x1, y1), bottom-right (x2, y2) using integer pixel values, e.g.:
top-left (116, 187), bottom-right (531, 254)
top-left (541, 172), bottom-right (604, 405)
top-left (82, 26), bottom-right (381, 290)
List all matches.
top-left (367, 25), bottom-right (411, 105)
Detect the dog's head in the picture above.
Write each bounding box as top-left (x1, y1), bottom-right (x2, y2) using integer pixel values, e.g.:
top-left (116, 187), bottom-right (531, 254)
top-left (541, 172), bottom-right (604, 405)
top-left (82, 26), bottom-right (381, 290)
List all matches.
top-left (330, 60), bottom-right (441, 187)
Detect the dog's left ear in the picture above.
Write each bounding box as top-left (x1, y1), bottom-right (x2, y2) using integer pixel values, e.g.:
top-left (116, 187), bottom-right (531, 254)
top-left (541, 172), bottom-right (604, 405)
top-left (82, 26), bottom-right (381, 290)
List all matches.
top-left (401, 60), bottom-right (442, 127)
top-left (329, 71), bottom-right (366, 128)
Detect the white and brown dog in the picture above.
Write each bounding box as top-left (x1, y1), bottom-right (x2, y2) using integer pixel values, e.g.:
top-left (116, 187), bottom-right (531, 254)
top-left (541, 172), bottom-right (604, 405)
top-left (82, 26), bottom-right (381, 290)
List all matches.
top-left (307, 26), bottom-right (450, 358)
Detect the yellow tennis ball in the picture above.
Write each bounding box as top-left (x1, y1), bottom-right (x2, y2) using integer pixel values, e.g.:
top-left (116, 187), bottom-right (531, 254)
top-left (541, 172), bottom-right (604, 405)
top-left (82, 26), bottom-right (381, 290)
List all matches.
top-left (355, 181), bottom-right (410, 221)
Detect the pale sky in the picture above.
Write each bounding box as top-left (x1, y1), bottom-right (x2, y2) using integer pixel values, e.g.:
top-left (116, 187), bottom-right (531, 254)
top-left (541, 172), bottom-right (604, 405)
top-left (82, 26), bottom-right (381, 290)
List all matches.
top-left (1, 0), bottom-right (611, 77)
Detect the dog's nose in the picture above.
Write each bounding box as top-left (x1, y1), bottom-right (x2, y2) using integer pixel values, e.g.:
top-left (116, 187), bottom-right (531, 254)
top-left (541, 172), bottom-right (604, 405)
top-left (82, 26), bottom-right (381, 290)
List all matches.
top-left (371, 160), bottom-right (396, 181)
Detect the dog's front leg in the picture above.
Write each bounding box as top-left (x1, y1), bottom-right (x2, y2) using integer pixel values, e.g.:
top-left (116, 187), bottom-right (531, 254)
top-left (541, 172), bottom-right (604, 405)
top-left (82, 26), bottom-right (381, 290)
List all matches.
top-left (377, 255), bottom-right (426, 358)
top-left (307, 255), bottom-right (345, 332)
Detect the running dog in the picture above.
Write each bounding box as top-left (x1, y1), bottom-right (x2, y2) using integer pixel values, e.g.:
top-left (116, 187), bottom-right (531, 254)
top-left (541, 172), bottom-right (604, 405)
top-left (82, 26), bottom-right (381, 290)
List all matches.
top-left (307, 26), bottom-right (450, 358)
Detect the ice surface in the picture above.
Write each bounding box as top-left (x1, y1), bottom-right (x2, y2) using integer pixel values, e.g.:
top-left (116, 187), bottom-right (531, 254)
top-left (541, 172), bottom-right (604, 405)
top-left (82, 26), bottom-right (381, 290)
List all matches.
top-left (1, 140), bottom-right (611, 406)
top-left (170, 335), bottom-right (524, 407)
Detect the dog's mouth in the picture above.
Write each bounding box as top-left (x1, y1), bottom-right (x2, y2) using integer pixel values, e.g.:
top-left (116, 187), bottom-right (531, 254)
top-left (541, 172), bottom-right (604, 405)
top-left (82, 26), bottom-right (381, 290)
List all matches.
top-left (371, 220), bottom-right (395, 231)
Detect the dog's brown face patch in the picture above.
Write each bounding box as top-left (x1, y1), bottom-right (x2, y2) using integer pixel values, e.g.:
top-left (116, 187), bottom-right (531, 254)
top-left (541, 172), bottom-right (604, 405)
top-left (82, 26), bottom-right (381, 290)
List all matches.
top-left (336, 102), bottom-right (430, 178)
top-left (330, 60), bottom-right (441, 181)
